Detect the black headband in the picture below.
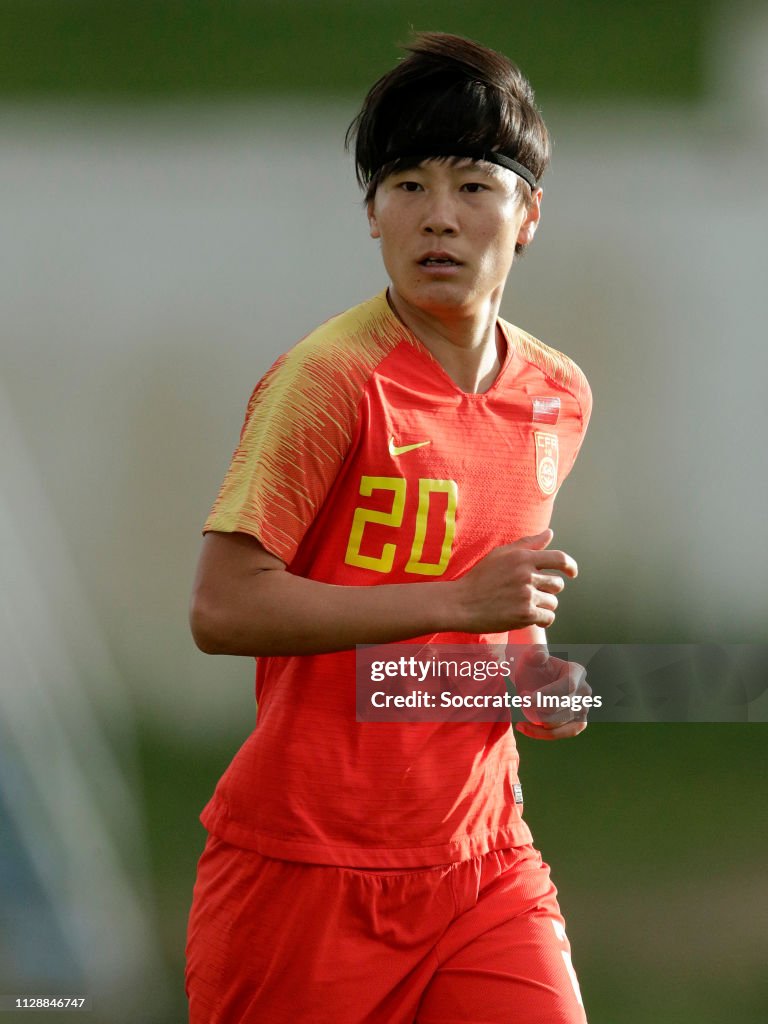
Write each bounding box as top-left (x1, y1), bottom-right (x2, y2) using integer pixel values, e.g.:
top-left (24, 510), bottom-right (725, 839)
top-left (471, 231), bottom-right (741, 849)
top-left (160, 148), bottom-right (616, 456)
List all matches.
top-left (373, 149), bottom-right (537, 190)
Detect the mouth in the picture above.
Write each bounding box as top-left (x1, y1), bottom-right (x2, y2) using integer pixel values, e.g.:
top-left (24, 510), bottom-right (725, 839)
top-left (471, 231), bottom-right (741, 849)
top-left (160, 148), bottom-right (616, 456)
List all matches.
top-left (417, 252), bottom-right (463, 269)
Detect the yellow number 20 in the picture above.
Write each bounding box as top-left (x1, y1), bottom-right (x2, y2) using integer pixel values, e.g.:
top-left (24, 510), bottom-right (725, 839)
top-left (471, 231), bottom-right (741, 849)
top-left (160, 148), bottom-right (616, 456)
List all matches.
top-left (344, 475), bottom-right (458, 576)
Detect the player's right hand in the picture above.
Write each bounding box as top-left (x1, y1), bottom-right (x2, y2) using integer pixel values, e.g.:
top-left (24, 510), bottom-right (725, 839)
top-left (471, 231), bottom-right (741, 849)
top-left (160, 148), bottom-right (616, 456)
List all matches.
top-left (452, 529), bottom-right (577, 633)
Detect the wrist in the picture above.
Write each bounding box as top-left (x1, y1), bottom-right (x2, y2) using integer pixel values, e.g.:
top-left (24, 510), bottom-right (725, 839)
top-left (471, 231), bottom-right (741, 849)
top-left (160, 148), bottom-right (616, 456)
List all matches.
top-left (431, 578), bottom-right (470, 633)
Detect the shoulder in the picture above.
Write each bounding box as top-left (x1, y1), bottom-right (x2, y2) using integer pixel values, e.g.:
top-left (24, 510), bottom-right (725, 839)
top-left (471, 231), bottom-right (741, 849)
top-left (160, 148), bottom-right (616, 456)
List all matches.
top-left (240, 291), bottom-right (413, 447)
top-left (501, 318), bottom-right (592, 421)
top-left (266, 291), bottom-right (410, 392)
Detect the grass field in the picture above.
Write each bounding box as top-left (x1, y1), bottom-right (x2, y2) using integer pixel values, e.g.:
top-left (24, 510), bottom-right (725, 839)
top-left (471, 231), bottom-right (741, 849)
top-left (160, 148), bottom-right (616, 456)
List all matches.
top-left (136, 718), bottom-right (768, 1023)
top-left (0, 0), bottom-right (709, 100)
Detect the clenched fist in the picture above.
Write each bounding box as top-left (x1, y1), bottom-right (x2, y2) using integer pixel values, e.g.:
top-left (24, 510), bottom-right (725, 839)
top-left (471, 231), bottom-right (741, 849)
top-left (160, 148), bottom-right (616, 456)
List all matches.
top-left (452, 529), bottom-right (577, 634)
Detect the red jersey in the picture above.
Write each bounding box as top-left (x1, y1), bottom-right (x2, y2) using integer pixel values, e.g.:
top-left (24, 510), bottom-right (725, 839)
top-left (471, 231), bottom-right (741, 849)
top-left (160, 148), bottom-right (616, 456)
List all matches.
top-left (200, 291), bottom-right (591, 867)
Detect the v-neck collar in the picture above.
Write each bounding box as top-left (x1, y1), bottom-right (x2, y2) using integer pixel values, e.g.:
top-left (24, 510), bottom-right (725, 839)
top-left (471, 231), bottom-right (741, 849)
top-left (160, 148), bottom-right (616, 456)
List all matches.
top-left (378, 288), bottom-right (516, 398)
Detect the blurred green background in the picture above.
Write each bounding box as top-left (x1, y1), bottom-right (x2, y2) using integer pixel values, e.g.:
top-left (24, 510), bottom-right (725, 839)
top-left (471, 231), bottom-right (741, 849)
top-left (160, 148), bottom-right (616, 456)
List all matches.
top-left (0, 0), bottom-right (710, 99)
top-left (1, 1), bottom-right (766, 1022)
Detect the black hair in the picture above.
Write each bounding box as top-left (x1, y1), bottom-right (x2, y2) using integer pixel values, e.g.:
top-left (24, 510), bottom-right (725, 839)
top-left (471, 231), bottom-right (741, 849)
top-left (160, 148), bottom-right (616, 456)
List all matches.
top-left (345, 31), bottom-right (550, 210)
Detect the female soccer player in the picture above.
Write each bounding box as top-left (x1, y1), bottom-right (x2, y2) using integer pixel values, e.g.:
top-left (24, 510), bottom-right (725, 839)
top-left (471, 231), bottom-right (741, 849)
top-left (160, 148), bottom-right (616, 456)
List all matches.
top-left (186, 32), bottom-right (592, 1023)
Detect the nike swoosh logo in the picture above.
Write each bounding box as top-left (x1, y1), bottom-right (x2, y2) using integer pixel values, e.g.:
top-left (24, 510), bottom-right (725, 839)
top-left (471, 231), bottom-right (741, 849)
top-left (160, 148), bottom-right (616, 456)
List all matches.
top-left (388, 436), bottom-right (431, 457)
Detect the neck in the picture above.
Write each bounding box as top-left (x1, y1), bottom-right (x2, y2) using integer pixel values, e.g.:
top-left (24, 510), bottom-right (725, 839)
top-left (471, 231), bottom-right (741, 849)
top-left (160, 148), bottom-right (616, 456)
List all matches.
top-left (387, 287), bottom-right (506, 394)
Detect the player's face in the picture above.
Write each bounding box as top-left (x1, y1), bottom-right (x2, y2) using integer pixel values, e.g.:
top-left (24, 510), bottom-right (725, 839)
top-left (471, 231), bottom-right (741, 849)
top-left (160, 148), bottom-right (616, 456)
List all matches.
top-left (367, 158), bottom-right (542, 318)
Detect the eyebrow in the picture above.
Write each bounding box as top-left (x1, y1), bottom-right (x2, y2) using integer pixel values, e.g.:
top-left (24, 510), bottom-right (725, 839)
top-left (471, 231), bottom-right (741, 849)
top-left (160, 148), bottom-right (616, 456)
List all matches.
top-left (391, 158), bottom-right (501, 177)
top-left (384, 158), bottom-right (518, 195)
top-left (452, 160), bottom-right (508, 180)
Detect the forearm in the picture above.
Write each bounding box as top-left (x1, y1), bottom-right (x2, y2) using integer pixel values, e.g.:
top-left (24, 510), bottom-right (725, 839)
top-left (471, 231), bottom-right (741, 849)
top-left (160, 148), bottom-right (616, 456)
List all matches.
top-left (191, 569), bottom-right (465, 657)
top-left (190, 528), bottom-right (572, 657)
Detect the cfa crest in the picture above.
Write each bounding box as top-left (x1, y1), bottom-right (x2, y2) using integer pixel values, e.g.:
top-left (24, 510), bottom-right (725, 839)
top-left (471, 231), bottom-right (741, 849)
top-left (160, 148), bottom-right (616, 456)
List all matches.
top-left (534, 431), bottom-right (559, 496)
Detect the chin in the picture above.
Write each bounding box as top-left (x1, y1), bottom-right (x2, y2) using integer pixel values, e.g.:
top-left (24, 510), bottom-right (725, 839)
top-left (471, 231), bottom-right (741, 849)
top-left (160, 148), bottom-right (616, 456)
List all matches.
top-left (407, 278), bottom-right (475, 308)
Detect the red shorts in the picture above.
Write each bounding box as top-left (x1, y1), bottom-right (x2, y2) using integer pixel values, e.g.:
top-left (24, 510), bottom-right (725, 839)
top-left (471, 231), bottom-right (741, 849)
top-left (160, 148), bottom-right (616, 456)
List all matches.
top-left (186, 835), bottom-right (587, 1023)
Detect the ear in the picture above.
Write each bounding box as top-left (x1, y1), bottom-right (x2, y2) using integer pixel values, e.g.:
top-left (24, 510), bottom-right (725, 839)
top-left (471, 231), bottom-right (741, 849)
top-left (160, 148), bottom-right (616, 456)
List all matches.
top-left (367, 199), bottom-right (381, 240)
top-left (516, 188), bottom-right (543, 247)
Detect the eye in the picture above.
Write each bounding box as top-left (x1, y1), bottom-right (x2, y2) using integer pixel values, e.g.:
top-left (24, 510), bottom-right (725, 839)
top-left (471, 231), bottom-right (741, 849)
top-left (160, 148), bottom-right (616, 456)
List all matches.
top-left (461, 182), bottom-right (488, 193)
top-left (398, 181), bottom-right (423, 192)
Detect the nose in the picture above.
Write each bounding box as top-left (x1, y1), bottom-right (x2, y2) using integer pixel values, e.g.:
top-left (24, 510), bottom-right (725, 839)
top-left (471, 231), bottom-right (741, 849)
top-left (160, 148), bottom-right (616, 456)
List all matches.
top-left (421, 187), bottom-right (459, 236)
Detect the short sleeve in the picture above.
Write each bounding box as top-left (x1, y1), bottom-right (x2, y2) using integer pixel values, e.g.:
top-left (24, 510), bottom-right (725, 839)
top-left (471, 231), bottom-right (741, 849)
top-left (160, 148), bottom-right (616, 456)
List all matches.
top-left (202, 294), bottom-right (409, 564)
top-left (564, 370), bottom-right (592, 478)
top-left (203, 349), bottom-right (362, 565)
